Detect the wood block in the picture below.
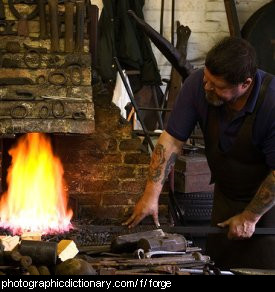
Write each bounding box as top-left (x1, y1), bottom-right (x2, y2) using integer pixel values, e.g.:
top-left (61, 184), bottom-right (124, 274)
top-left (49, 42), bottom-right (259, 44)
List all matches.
top-left (21, 232), bottom-right (42, 241)
top-left (57, 240), bottom-right (79, 262)
top-left (0, 235), bottom-right (20, 251)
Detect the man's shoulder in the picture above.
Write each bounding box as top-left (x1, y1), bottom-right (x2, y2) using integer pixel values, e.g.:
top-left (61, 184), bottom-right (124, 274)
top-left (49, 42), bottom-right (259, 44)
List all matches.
top-left (186, 68), bottom-right (204, 83)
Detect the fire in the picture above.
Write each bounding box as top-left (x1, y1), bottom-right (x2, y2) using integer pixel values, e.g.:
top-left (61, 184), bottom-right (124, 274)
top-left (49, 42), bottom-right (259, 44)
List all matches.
top-left (0, 133), bottom-right (73, 235)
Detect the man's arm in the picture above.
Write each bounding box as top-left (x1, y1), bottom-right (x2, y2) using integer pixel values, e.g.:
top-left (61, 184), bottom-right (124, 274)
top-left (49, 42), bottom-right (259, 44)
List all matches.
top-left (123, 130), bottom-right (184, 228)
top-left (218, 170), bottom-right (275, 239)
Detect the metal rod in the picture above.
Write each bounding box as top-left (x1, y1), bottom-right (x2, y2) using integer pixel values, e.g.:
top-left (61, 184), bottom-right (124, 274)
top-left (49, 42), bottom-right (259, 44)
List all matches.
top-left (224, 0), bottom-right (241, 37)
top-left (152, 85), bottom-right (164, 130)
top-left (74, 224), bottom-right (275, 236)
top-left (38, 0), bottom-right (47, 39)
top-left (48, 0), bottom-right (60, 52)
top-left (75, 0), bottom-right (85, 53)
top-left (113, 57), bottom-right (155, 152)
top-left (65, 0), bottom-right (74, 52)
top-left (160, 0), bottom-right (164, 36)
top-left (171, 0), bottom-right (175, 46)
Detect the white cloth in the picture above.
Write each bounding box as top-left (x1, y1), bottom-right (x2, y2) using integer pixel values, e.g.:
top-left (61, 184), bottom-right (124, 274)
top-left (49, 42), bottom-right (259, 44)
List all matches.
top-left (112, 71), bottom-right (142, 130)
top-left (112, 71), bottom-right (132, 119)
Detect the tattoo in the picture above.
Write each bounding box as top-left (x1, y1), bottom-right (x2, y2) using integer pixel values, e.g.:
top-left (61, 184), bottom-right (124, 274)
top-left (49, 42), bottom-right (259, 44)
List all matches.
top-left (148, 144), bottom-right (165, 182)
top-left (161, 153), bottom-right (178, 185)
top-left (246, 171), bottom-right (275, 215)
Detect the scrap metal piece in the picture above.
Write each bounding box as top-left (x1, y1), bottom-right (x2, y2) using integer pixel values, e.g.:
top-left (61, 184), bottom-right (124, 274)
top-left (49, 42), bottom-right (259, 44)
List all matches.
top-left (135, 248), bottom-right (187, 259)
top-left (111, 229), bottom-right (165, 253)
top-left (137, 233), bottom-right (188, 252)
top-left (231, 268), bottom-right (275, 275)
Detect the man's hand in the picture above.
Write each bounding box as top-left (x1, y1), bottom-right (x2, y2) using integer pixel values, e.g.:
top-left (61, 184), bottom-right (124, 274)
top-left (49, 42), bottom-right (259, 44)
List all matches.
top-left (218, 210), bottom-right (260, 240)
top-left (122, 195), bottom-right (160, 228)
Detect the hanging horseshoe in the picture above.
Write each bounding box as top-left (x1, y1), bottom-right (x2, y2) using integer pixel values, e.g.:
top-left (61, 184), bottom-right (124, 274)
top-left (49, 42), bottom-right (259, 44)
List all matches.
top-left (10, 105), bottom-right (28, 119)
top-left (68, 65), bottom-right (83, 86)
top-left (52, 100), bottom-right (65, 118)
top-left (39, 105), bottom-right (50, 118)
top-left (24, 48), bottom-right (42, 69)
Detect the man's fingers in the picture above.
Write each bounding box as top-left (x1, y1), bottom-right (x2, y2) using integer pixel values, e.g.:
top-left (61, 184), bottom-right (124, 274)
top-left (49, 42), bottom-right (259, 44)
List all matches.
top-left (152, 213), bottom-right (160, 228)
top-left (122, 213), bottom-right (136, 226)
top-left (128, 214), bottom-right (145, 228)
top-left (217, 220), bottom-right (229, 228)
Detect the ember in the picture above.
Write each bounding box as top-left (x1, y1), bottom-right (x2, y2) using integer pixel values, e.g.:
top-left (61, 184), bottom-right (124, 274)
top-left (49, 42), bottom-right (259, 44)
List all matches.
top-left (0, 133), bottom-right (73, 235)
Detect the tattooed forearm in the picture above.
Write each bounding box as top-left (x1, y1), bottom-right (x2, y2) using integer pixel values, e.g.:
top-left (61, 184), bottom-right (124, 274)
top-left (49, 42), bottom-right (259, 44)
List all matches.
top-left (148, 144), bottom-right (166, 182)
top-left (161, 153), bottom-right (178, 185)
top-left (245, 171), bottom-right (275, 215)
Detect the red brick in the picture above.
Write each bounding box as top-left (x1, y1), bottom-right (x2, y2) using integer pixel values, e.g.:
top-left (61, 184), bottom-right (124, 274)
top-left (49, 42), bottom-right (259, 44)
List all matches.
top-left (102, 193), bottom-right (140, 205)
top-left (83, 179), bottom-right (119, 193)
top-left (120, 180), bottom-right (146, 193)
top-left (119, 138), bottom-right (142, 151)
top-left (124, 153), bottom-right (151, 164)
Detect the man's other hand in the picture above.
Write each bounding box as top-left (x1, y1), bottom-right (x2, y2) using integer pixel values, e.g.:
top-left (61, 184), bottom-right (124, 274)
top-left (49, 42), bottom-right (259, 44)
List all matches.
top-left (217, 210), bottom-right (260, 240)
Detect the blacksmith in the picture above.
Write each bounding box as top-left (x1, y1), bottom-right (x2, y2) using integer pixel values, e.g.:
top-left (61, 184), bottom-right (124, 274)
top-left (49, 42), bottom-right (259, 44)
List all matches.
top-left (124, 36), bottom-right (275, 269)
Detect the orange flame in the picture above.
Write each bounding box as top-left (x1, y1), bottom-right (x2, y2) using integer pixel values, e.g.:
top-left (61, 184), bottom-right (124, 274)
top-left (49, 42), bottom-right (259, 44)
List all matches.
top-left (0, 133), bottom-right (73, 235)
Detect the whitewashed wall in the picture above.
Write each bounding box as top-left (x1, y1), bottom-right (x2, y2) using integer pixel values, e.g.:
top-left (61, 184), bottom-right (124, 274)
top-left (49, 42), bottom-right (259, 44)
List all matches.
top-left (91, 0), bottom-right (270, 80)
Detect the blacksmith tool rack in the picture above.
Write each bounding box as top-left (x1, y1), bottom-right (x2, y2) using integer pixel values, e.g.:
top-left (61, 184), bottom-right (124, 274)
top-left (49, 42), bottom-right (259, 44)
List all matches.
top-left (0, 0), bottom-right (95, 135)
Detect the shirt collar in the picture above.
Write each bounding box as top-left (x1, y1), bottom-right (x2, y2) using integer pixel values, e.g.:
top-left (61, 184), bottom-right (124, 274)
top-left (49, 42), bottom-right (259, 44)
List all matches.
top-left (242, 69), bottom-right (262, 114)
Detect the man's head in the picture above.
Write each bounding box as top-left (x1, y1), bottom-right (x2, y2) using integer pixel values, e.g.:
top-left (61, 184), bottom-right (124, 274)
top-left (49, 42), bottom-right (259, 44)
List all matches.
top-left (204, 37), bottom-right (257, 106)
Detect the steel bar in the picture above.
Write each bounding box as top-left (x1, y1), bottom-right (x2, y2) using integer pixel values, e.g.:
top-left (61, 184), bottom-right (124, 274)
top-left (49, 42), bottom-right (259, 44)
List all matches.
top-left (48, 0), bottom-right (60, 52)
top-left (38, 0), bottom-right (47, 39)
top-left (74, 224), bottom-right (275, 236)
top-left (65, 0), bottom-right (74, 52)
top-left (160, 0), bottom-right (164, 36)
top-left (224, 0), bottom-right (241, 37)
top-left (75, 0), bottom-right (85, 53)
top-left (171, 0), bottom-right (175, 45)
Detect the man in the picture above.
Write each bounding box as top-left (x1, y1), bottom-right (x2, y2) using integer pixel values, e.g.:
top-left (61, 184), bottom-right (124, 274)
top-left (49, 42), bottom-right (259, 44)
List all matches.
top-left (124, 37), bottom-right (275, 269)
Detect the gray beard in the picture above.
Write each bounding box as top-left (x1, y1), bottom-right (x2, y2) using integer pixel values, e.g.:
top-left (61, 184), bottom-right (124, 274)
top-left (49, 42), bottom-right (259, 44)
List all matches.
top-left (205, 91), bottom-right (224, 107)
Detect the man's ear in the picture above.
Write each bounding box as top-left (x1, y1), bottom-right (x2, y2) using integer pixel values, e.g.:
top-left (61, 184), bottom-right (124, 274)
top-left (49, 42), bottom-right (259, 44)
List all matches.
top-left (242, 78), bottom-right (253, 89)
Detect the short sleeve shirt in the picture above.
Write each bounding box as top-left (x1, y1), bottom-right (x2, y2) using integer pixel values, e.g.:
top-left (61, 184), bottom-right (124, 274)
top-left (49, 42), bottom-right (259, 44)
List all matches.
top-left (166, 68), bottom-right (275, 170)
